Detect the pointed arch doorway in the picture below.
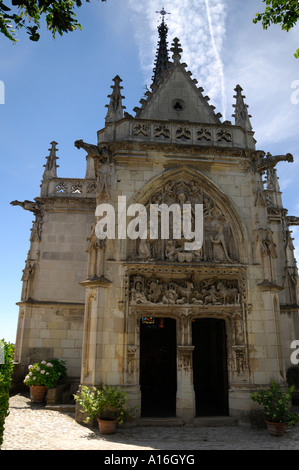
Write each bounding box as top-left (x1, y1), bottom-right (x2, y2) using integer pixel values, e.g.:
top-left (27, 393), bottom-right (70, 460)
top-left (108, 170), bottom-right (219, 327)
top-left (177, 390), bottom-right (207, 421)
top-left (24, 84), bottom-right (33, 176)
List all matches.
top-left (192, 318), bottom-right (229, 416)
top-left (140, 317), bottom-right (177, 417)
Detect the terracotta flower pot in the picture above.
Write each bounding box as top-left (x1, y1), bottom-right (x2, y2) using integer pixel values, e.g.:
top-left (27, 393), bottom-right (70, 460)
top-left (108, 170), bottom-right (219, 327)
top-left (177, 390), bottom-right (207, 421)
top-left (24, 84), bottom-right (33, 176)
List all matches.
top-left (30, 385), bottom-right (47, 403)
top-left (97, 418), bottom-right (117, 434)
top-left (265, 420), bottom-right (286, 436)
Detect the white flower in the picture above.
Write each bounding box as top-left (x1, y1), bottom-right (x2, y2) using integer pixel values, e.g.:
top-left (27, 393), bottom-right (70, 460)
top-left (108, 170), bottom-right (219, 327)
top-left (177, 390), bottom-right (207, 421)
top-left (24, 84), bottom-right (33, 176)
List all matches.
top-left (40, 370), bottom-right (45, 374)
top-left (41, 360), bottom-right (46, 365)
top-left (28, 365), bottom-right (33, 370)
top-left (46, 372), bottom-right (49, 375)
top-left (33, 376), bottom-right (36, 380)
top-left (46, 362), bottom-right (53, 367)
top-left (36, 366), bottom-right (40, 371)
top-left (29, 372), bottom-right (32, 376)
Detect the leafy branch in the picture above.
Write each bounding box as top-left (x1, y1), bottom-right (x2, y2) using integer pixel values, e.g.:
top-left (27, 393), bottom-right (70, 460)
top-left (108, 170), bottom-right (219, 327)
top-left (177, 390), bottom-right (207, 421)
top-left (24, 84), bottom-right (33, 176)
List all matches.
top-left (0, 0), bottom-right (106, 43)
top-left (253, 0), bottom-right (299, 58)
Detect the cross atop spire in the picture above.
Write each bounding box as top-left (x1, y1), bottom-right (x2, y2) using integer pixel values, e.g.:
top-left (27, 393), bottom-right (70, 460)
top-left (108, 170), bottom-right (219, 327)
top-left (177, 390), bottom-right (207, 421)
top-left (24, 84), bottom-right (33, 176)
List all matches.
top-left (155, 7), bottom-right (170, 22)
top-left (152, 9), bottom-right (170, 84)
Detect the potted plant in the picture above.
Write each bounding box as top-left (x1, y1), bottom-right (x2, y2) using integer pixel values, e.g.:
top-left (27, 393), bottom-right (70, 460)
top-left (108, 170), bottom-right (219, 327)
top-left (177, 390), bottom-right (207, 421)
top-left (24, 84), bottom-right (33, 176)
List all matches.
top-left (24, 359), bottom-right (67, 403)
top-left (251, 380), bottom-right (299, 436)
top-left (74, 385), bottom-right (129, 434)
top-left (287, 365), bottom-right (299, 405)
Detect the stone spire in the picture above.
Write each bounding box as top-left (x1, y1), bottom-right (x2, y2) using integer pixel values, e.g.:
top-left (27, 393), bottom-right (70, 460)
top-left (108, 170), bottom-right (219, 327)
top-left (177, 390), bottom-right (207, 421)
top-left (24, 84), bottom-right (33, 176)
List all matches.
top-left (152, 13), bottom-right (170, 84)
top-left (42, 141), bottom-right (59, 180)
top-left (232, 85), bottom-right (252, 131)
top-left (105, 75), bottom-right (126, 123)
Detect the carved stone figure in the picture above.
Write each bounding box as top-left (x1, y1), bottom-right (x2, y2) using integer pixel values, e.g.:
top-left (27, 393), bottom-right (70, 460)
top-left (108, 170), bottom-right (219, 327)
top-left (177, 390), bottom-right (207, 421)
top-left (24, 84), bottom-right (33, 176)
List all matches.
top-left (210, 224), bottom-right (233, 263)
top-left (11, 200), bottom-right (44, 242)
top-left (254, 152), bottom-right (293, 173)
top-left (21, 258), bottom-right (36, 300)
top-left (86, 223), bottom-right (106, 278)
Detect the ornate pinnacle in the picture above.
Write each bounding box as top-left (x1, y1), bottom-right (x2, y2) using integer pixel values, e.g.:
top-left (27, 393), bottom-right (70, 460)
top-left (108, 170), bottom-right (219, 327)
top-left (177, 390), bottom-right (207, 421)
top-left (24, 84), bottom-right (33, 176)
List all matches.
top-left (105, 75), bottom-right (126, 123)
top-left (42, 141), bottom-right (59, 180)
top-left (232, 84), bottom-right (252, 132)
top-left (170, 37), bottom-right (183, 64)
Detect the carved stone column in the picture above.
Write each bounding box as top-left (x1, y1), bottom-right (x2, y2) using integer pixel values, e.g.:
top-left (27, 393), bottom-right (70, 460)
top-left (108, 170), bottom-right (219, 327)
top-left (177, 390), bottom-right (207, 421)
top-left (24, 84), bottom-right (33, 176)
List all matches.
top-left (176, 345), bottom-right (195, 423)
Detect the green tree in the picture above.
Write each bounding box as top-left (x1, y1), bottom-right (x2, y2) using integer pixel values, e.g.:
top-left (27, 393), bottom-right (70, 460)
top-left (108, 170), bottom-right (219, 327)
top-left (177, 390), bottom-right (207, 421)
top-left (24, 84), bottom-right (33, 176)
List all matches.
top-left (253, 0), bottom-right (299, 58)
top-left (0, 0), bottom-right (106, 43)
top-left (0, 340), bottom-right (15, 448)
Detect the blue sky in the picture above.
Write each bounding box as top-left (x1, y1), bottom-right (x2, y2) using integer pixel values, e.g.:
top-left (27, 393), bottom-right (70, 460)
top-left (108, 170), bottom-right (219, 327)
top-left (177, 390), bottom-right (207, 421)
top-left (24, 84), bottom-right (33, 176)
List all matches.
top-left (1, 0), bottom-right (299, 343)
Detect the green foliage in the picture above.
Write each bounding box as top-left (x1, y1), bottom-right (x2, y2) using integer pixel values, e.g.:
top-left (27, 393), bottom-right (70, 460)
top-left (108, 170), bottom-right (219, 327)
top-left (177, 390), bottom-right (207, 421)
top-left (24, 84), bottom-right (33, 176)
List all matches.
top-left (23, 359), bottom-right (67, 389)
top-left (253, 0), bottom-right (299, 58)
top-left (74, 385), bottom-right (130, 425)
top-left (0, 0), bottom-right (106, 43)
top-left (0, 339), bottom-right (15, 447)
top-left (251, 380), bottom-right (299, 426)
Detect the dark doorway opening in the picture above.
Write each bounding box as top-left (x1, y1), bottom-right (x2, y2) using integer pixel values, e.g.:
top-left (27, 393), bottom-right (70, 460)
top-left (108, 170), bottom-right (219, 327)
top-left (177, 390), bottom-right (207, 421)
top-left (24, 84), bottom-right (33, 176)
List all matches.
top-left (140, 317), bottom-right (177, 417)
top-left (192, 318), bottom-right (229, 416)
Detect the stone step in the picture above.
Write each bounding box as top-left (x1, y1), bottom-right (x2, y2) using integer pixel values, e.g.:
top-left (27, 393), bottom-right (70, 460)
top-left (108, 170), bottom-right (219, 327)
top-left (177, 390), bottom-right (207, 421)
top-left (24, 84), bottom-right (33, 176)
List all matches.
top-left (137, 417), bottom-right (184, 427)
top-left (45, 404), bottom-right (76, 413)
top-left (193, 416), bottom-right (237, 427)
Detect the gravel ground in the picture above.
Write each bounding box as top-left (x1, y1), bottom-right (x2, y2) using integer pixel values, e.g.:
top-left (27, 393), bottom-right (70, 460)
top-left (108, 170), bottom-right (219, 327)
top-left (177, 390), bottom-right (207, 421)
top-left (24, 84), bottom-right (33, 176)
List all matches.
top-left (1, 393), bottom-right (299, 451)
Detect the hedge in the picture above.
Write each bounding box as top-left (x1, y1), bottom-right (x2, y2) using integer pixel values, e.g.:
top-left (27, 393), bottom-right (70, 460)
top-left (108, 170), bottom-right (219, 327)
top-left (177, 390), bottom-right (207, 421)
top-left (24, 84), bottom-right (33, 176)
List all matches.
top-left (0, 339), bottom-right (15, 447)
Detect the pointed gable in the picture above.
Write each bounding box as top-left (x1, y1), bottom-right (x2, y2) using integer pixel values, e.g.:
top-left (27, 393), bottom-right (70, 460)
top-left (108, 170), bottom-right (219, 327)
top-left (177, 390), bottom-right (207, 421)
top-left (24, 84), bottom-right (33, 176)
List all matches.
top-left (134, 38), bottom-right (221, 125)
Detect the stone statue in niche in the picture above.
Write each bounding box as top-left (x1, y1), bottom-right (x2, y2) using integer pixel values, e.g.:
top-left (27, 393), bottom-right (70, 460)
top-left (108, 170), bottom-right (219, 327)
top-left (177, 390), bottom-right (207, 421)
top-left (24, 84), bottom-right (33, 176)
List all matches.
top-left (86, 222), bottom-right (106, 278)
top-left (21, 258), bottom-right (37, 300)
top-left (254, 227), bottom-right (277, 281)
top-left (96, 159), bottom-right (115, 200)
top-left (209, 223), bottom-right (233, 263)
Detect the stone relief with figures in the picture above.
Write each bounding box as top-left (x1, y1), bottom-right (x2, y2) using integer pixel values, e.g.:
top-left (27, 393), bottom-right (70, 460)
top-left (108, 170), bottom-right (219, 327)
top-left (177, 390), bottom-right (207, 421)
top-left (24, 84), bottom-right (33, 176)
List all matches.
top-left (129, 274), bottom-right (241, 307)
top-left (128, 180), bottom-right (238, 263)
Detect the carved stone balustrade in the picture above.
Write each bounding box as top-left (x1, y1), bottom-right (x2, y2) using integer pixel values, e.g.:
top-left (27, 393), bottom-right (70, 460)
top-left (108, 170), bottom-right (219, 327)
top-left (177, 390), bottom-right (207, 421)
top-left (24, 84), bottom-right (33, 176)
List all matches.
top-left (98, 118), bottom-right (256, 150)
top-left (41, 178), bottom-right (97, 198)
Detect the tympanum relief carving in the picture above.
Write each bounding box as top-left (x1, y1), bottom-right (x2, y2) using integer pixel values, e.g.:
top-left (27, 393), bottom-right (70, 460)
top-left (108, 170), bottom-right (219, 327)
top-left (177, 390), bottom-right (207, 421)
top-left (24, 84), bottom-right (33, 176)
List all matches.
top-left (128, 180), bottom-right (238, 264)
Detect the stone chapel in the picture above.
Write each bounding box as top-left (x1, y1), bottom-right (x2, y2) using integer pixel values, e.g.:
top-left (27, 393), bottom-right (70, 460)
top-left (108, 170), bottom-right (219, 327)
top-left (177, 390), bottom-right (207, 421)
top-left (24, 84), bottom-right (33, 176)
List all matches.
top-left (12, 16), bottom-right (299, 424)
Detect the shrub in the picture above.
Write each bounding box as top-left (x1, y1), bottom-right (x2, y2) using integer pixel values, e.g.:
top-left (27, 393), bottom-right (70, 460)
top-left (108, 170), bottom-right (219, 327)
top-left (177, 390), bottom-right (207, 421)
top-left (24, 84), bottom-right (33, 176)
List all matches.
top-left (0, 339), bottom-right (15, 447)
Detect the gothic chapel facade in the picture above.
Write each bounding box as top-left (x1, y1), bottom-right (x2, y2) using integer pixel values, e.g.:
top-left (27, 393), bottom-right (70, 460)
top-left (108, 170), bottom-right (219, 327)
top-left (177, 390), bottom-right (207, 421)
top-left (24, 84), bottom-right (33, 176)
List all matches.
top-left (12, 18), bottom-right (299, 423)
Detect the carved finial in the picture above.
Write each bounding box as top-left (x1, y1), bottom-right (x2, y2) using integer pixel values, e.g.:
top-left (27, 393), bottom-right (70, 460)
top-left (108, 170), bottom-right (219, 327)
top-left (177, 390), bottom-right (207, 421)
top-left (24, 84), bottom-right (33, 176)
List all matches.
top-left (42, 141), bottom-right (59, 180)
top-left (105, 75), bottom-right (126, 123)
top-left (232, 84), bottom-right (252, 132)
top-left (170, 37), bottom-right (183, 64)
